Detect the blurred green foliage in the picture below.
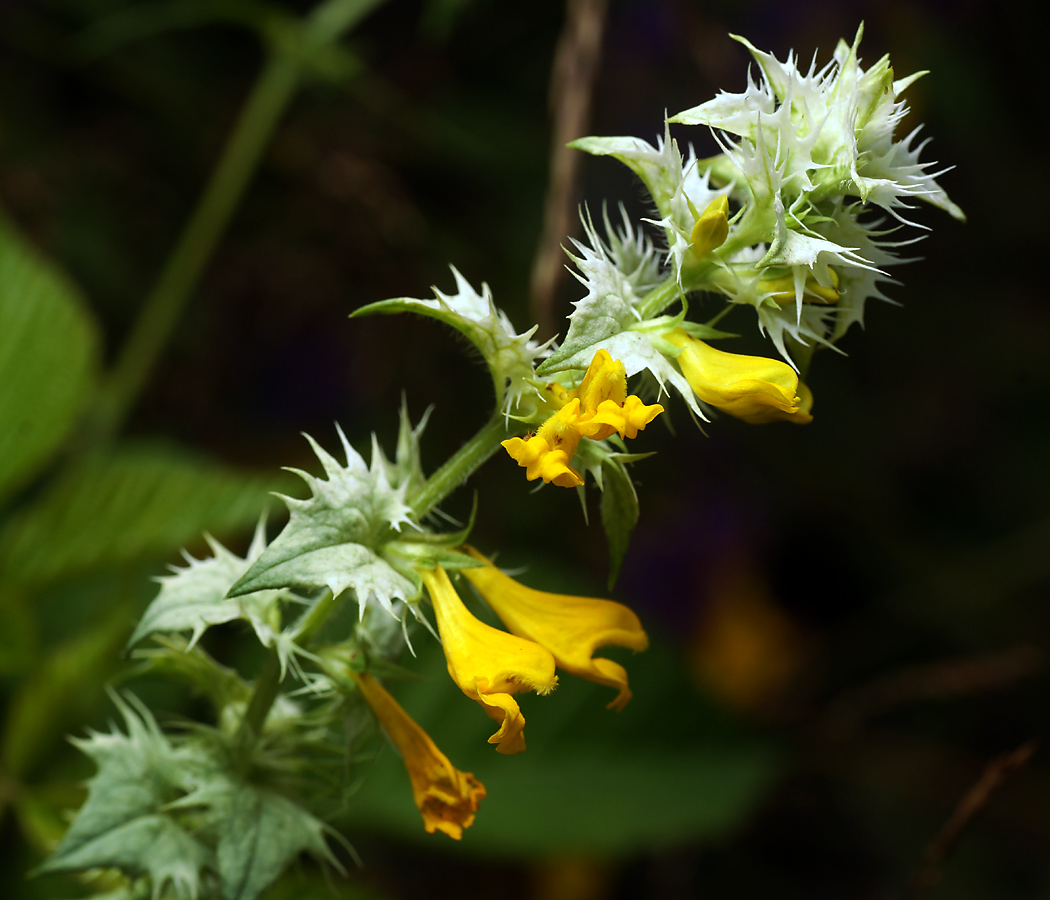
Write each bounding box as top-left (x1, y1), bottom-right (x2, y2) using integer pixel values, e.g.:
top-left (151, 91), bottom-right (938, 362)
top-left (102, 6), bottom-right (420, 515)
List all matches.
top-left (1, 0), bottom-right (1048, 899)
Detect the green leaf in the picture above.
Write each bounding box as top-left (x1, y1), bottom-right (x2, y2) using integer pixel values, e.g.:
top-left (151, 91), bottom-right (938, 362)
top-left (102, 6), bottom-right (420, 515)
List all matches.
top-left (600, 461), bottom-right (640, 589)
top-left (230, 429), bottom-right (418, 623)
top-left (129, 523), bottom-right (305, 650)
top-left (37, 694), bottom-right (213, 900)
top-left (173, 777), bottom-right (339, 900)
top-left (1, 602), bottom-right (131, 779)
top-left (0, 584), bottom-right (37, 676)
top-left (0, 441), bottom-right (273, 589)
top-left (0, 213), bottom-right (100, 505)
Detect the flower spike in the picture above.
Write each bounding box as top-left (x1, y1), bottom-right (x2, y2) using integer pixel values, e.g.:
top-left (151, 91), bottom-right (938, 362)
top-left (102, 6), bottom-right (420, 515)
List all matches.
top-left (420, 566), bottom-right (558, 754)
top-left (354, 672), bottom-right (485, 839)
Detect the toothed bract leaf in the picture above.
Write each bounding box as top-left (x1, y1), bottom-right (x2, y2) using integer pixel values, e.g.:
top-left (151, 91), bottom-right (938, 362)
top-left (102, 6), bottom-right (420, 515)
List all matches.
top-left (229, 428), bottom-right (417, 622)
top-left (570, 131), bottom-right (685, 218)
top-left (38, 695), bottom-right (213, 900)
top-left (352, 267), bottom-right (548, 411)
top-left (129, 524), bottom-right (303, 651)
top-left (669, 27), bottom-right (962, 222)
top-left (170, 775), bottom-right (338, 900)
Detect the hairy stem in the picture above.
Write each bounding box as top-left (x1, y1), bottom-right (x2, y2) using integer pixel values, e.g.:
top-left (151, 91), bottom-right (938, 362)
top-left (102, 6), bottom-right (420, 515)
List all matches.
top-left (409, 412), bottom-right (518, 518)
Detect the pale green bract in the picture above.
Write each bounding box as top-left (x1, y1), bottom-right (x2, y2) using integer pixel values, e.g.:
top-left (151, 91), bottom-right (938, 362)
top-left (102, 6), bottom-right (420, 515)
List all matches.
top-left (353, 266), bottom-right (550, 414)
top-left (229, 424), bottom-right (425, 624)
top-left (566, 25), bottom-right (962, 367)
top-left (129, 521), bottom-right (308, 654)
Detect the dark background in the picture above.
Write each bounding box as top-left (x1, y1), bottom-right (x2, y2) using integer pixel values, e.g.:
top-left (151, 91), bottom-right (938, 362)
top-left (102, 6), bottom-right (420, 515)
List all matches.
top-left (1, 0), bottom-right (1047, 898)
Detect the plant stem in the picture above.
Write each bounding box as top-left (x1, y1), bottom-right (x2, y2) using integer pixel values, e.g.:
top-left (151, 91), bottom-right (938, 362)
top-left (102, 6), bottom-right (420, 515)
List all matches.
top-left (236, 647), bottom-right (283, 747)
top-left (409, 412), bottom-right (518, 518)
top-left (92, 54), bottom-right (303, 439)
top-left (91, 0), bottom-right (388, 439)
top-left (637, 278), bottom-right (683, 320)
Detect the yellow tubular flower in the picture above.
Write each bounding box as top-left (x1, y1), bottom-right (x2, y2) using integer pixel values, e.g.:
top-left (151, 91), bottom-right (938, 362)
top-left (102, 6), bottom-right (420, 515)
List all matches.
top-left (354, 671), bottom-right (486, 839)
top-left (690, 194), bottom-right (730, 259)
top-left (420, 566), bottom-right (558, 754)
top-left (461, 548), bottom-right (649, 712)
top-left (665, 328), bottom-right (813, 425)
top-left (502, 350), bottom-right (663, 487)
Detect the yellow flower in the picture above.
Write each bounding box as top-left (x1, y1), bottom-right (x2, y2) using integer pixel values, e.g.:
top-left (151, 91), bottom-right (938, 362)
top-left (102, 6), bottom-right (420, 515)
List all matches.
top-left (665, 328), bottom-right (813, 424)
top-left (690, 195), bottom-right (730, 259)
top-left (758, 267), bottom-right (840, 305)
top-left (353, 671), bottom-right (486, 839)
top-left (420, 566), bottom-right (558, 754)
top-left (501, 350), bottom-right (663, 486)
top-left (461, 548), bottom-right (649, 712)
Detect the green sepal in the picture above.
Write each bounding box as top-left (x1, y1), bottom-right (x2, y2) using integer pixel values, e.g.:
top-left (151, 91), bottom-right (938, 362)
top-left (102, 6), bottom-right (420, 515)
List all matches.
top-left (396, 492), bottom-right (478, 547)
top-left (385, 541), bottom-right (483, 574)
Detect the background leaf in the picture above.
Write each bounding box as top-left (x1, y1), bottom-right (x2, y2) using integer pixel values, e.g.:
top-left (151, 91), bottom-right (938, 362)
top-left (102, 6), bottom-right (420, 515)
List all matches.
top-left (0, 215), bottom-right (100, 506)
top-left (0, 441), bottom-right (274, 589)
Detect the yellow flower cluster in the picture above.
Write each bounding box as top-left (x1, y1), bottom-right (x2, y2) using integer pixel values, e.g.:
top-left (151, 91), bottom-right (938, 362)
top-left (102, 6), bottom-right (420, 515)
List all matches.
top-left (354, 550), bottom-right (648, 840)
top-left (501, 349), bottom-right (664, 487)
top-left (425, 552), bottom-right (648, 752)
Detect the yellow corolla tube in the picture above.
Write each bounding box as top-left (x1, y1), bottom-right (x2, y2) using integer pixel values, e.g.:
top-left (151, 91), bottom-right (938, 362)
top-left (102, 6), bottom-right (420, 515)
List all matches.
top-left (353, 671), bottom-right (486, 839)
top-left (665, 328), bottom-right (813, 425)
top-left (460, 548), bottom-right (649, 712)
top-left (420, 566), bottom-right (558, 754)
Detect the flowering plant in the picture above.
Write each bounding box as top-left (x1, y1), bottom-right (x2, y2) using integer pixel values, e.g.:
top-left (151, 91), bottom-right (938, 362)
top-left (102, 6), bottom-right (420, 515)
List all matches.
top-left (29, 21), bottom-right (960, 900)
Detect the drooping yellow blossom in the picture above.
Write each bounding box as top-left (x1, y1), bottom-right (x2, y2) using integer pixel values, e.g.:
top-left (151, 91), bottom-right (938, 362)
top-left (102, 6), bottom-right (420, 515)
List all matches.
top-left (502, 349), bottom-right (663, 486)
top-left (460, 547), bottom-right (649, 712)
top-left (691, 194), bottom-right (730, 259)
top-left (353, 671), bottom-right (486, 839)
top-left (758, 267), bottom-right (840, 305)
top-left (665, 328), bottom-right (813, 424)
top-left (420, 566), bottom-right (558, 754)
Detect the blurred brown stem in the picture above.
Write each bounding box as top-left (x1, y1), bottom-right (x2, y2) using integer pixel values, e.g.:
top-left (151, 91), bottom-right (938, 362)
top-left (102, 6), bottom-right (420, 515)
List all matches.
top-left (906, 739), bottom-right (1039, 898)
top-left (529, 0), bottom-right (608, 340)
